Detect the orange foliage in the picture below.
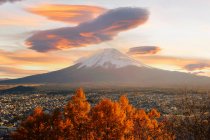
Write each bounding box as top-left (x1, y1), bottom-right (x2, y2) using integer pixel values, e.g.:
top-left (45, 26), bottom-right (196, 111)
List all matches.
top-left (12, 88), bottom-right (174, 140)
top-left (64, 88), bottom-right (91, 139)
top-left (12, 107), bottom-right (51, 140)
top-left (90, 99), bottom-right (128, 139)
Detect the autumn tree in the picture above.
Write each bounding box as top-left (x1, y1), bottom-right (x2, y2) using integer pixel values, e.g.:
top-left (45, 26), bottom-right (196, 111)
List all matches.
top-left (64, 88), bottom-right (91, 139)
top-left (119, 95), bottom-right (135, 139)
top-left (50, 109), bottom-right (74, 140)
top-left (90, 99), bottom-right (127, 139)
top-left (12, 107), bottom-right (51, 140)
top-left (12, 88), bottom-right (176, 140)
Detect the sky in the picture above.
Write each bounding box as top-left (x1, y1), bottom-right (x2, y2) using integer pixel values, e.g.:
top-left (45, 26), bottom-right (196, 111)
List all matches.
top-left (0, 0), bottom-right (210, 78)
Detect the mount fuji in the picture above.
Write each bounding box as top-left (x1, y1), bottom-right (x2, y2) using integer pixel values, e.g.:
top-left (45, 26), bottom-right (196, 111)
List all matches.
top-left (1, 48), bottom-right (210, 87)
top-left (77, 48), bottom-right (150, 69)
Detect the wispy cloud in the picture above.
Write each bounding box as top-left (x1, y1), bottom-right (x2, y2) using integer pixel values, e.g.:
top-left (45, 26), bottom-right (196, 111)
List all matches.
top-left (183, 63), bottom-right (210, 71)
top-left (26, 7), bottom-right (149, 52)
top-left (191, 71), bottom-right (205, 75)
top-left (27, 4), bottom-right (107, 24)
top-left (0, 49), bottom-right (74, 68)
top-left (0, 66), bottom-right (47, 75)
top-left (0, 48), bottom-right (94, 70)
top-left (132, 55), bottom-right (198, 67)
top-left (132, 55), bottom-right (210, 69)
top-left (131, 54), bottom-right (210, 76)
top-left (128, 46), bottom-right (161, 55)
top-left (0, 66), bottom-right (47, 78)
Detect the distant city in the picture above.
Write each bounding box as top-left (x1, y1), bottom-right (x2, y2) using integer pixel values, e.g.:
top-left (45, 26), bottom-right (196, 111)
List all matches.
top-left (1, 86), bottom-right (209, 128)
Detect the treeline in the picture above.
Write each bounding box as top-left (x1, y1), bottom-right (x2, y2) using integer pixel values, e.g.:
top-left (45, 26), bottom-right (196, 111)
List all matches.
top-left (12, 88), bottom-right (210, 140)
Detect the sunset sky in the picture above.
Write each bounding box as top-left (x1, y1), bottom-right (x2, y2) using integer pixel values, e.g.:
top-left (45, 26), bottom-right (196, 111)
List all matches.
top-left (1, 0), bottom-right (210, 78)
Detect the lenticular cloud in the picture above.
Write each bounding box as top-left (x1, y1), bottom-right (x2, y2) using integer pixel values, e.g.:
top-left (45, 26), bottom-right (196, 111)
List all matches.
top-left (26, 7), bottom-right (149, 52)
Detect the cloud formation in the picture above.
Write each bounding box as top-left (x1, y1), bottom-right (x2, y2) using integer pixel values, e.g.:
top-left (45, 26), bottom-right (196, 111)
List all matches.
top-left (0, 48), bottom-right (94, 78)
top-left (0, 0), bottom-right (22, 5)
top-left (0, 66), bottom-right (47, 75)
top-left (130, 55), bottom-right (210, 77)
top-left (128, 46), bottom-right (161, 55)
top-left (27, 4), bottom-right (107, 24)
top-left (132, 55), bottom-right (199, 68)
top-left (0, 66), bottom-right (47, 78)
top-left (0, 49), bottom-right (74, 69)
top-left (26, 7), bottom-right (149, 52)
top-left (191, 71), bottom-right (205, 75)
top-left (183, 63), bottom-right (210, 71)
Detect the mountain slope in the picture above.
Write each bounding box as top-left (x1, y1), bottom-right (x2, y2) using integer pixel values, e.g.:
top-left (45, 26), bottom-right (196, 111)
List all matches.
top-left (1, 48), bottom-right (210, 87)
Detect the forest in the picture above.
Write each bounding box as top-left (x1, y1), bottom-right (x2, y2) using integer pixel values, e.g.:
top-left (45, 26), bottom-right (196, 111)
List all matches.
top-left (12, 88), bottom-right (210, 140)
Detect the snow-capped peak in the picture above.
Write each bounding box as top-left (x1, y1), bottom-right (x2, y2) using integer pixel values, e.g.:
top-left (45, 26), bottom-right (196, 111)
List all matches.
top-left (77, 48), bottom-right (149, 69)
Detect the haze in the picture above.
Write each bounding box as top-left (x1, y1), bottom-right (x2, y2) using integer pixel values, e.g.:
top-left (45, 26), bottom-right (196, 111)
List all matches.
top-left (0, 0), bottom-right (210, 79)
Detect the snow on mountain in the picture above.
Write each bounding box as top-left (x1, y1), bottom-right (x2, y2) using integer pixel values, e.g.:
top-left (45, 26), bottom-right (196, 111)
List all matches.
top-left (77, 48), bottom-right (150, 69)
top-left (1, 48), bottom-right (210, 88)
